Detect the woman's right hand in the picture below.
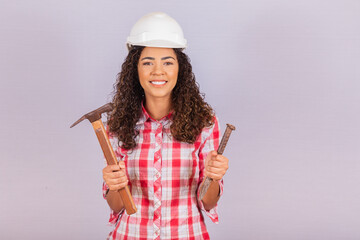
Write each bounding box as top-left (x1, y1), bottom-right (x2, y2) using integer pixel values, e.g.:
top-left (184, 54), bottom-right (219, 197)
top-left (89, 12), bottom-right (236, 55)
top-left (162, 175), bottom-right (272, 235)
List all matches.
top-left (102, 161), bottom-right (128, 191)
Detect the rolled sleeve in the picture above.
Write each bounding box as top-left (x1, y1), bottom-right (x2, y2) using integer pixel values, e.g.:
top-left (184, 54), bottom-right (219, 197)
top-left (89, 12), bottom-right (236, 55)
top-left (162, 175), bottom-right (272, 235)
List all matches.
top-left (196, 179), bottom-right (224, 223)
top-left (197, 116), bottom-right (223, 223)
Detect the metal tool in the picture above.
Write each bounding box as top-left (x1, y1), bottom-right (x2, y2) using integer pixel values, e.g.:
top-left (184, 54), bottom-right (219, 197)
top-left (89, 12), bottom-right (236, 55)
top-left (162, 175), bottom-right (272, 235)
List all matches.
top-left (199, 123), bottom-right (236, 200)
top-left (70, 103), bottom-right (137, 215)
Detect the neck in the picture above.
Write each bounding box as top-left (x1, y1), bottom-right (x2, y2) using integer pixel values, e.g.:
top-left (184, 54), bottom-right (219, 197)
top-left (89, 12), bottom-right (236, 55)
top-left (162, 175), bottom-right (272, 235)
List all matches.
top-left (144, 96), bottom-right (172, 120)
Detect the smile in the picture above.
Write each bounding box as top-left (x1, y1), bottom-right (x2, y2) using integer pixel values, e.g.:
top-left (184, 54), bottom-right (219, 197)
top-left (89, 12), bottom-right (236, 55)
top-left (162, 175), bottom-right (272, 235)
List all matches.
top-left (150, 80), bottom-right (167, 86)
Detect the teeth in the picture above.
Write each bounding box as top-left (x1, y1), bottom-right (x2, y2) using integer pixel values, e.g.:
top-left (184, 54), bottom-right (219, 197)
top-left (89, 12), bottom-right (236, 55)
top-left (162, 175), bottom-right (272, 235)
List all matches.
top-left (151, 81), bottom-right (166, 85)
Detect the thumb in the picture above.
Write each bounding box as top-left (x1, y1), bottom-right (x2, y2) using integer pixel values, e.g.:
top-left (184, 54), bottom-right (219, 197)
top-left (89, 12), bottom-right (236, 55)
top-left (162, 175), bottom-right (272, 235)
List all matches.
top-left (118, 161), bottom-right (126, 169)
top-left (209, 150), bottom-right (217, 161)
top-left (206, 150), bottom-right (217, 165)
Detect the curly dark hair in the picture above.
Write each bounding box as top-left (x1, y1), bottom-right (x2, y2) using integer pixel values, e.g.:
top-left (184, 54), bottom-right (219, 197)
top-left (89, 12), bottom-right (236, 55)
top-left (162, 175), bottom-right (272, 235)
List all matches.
top-left (107, 46), bottom-right (214, 150)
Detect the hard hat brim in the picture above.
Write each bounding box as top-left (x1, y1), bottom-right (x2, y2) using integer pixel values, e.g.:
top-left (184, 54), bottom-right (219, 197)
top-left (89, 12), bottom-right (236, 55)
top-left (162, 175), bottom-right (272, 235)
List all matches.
top-left (128, 39), bottom-right (187, 49)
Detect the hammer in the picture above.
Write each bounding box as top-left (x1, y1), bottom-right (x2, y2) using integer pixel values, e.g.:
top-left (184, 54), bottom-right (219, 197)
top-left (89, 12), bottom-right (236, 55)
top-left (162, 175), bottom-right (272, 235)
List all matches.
top-left (70, 103), bottom-right (137, 215)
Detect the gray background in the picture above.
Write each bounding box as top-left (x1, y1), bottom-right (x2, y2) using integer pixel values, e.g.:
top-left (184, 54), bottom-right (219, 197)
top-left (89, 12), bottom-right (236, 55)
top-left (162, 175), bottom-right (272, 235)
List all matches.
top-left (1, 0), bottom-right (359, 239)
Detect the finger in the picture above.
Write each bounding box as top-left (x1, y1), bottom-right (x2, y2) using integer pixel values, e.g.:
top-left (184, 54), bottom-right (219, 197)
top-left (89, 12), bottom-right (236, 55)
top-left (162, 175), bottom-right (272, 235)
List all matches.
top-left (103, 170), bottom-right (126, 182)
top-left (105, 164), bottom-right (121, 173)
top-left (118, 161), bottom-right (125, 169)
top-left (107, 175), bottom-right (128, 185)
top-left (205, 165), bottom-right (224, 175)
top-left (208, 160), bottom-right (221, 168)
top-left (206, 150), bottom-right (216, 160)
top-left (206, 165), bottom-right (226, 175)
top-left (206, 152), bottom-right (215, 166)
top-left (108, 181), bottom-right (129, 191)
top-left (104, 174), bottom-right (128, 185)
top-left (109, 170), bottom-right (126, 178)
top-left (207, 155), bottom-right (226, 166)
top-left (204, 169), bottom-right (214, 179)
top-left (210, 151), bottom-right (217, 160)
top-left (206, 172), bottom-right (224, 181)
top-left (103, 166), bottom-right (114, 174)
top-left (209, 156), bottom-right (229, 170)
top-left (208, 160), bottom-right (228, 169)
top-left (215, 155), bottom-right (228, 163)
top-left (103, 168), bottom-right (115, 181)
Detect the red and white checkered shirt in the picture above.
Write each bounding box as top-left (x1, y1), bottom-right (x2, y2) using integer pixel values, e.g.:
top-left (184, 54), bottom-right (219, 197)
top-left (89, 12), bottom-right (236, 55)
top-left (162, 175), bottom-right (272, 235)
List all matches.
top-left (103, 105), bottom-right (223, 240)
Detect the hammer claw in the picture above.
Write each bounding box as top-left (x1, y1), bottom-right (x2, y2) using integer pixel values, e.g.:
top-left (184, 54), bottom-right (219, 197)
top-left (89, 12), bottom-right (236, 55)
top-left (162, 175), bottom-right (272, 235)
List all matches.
top-left (70, 115), bottom-right (87, 128)
top-left (69, 103), bottom-right (114, 128)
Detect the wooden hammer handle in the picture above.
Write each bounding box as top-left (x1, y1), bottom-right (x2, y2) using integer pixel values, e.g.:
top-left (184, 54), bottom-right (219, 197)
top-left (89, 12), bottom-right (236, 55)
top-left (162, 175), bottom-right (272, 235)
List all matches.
top-left (92, 120), bottom-right (137, 215)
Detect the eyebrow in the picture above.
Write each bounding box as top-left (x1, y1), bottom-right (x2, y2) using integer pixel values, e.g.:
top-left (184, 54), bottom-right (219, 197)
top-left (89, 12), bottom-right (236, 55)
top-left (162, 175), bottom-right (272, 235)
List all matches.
top-left (140, 56), bottom-right (176, 61)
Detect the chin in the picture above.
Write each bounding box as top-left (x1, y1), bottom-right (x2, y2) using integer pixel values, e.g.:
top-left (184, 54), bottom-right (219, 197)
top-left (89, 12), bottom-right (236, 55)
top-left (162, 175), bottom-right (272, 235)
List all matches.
top-left (146, 91), bottom-right (172, 100)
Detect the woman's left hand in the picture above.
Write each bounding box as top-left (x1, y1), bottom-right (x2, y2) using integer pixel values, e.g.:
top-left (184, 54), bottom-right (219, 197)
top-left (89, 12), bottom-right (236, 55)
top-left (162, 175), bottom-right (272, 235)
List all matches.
top-left (204, 150), bottom-right (229, 181)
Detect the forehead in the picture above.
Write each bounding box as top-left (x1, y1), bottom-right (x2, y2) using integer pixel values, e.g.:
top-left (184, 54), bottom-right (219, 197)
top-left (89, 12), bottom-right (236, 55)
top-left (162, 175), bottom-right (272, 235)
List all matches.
top-left (140, 47), bottom-right (177, 58)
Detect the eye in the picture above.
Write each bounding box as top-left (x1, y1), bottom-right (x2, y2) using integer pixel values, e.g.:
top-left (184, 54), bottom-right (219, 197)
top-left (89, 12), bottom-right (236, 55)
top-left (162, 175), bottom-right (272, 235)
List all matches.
top-left (164, 61), bottom-right (174, 66)
top-left (142, 62), bottom-right (153, 66)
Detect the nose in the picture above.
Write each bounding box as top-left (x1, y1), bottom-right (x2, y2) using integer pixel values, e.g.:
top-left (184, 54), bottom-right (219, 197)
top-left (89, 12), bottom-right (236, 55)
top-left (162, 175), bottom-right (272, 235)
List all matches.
top-left (152, 62), bottom-right (164, 75)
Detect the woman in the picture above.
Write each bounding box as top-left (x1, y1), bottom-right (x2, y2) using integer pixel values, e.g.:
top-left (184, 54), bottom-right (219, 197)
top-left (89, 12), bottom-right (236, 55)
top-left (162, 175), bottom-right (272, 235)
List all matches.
top-left (102, 12), bottom-right (229, 240)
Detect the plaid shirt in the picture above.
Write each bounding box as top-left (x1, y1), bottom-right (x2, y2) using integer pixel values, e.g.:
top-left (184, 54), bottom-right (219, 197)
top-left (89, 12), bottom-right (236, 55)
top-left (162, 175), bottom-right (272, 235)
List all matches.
top-left (103, 105), bottom-right (223, 240)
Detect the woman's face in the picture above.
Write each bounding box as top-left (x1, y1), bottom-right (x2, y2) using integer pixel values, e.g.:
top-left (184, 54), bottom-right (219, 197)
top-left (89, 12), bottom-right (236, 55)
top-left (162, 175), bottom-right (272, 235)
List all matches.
top-left (137, 47), bottom-right (179, 102)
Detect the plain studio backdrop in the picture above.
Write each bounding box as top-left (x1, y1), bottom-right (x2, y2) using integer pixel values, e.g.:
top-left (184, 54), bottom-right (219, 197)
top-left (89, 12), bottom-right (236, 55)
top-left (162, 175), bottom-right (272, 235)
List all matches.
top-left (0, 0), bottom-right (359, 239)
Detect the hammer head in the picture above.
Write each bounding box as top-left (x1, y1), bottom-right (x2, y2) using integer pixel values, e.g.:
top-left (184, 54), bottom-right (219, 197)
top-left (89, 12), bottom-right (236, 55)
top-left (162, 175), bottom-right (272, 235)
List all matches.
top-left (70, 103), bottom-right (114, 128)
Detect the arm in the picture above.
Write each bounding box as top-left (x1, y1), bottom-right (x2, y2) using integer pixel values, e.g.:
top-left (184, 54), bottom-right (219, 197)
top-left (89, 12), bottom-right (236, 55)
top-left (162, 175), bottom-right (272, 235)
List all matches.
top-left (200, 151), bottom-right (229, 210)
top-left (105, 189), bottom-right (124, 213)
top-left (102, 162), bottom-right (128, 213)
top-left (201, 180), bottom-right (221, 211)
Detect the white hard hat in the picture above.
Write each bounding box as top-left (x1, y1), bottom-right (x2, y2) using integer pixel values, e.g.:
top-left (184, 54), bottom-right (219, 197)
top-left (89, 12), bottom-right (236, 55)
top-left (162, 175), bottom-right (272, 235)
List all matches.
top-left (127, 12), bottom-right (187, 49)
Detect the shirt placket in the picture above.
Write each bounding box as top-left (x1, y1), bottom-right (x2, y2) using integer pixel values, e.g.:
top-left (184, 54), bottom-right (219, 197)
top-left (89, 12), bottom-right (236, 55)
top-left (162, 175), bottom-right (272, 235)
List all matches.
top-left (153, 122), bottom-right (162, 240)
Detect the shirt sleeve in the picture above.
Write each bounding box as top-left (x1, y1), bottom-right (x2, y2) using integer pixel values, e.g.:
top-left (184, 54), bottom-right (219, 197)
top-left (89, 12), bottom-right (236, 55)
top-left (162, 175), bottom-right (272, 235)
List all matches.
top-left (102, 124), bottom-right (124, 225)
top-left (197, 116), bottom-right (224, 224)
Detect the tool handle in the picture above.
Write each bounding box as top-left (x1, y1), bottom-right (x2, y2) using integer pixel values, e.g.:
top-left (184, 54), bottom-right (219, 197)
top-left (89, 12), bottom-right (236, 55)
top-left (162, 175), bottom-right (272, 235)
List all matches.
top-left (217, 124), bottom-right (236, 155)
top-left (198, 123), bottom-right (236, 200)
top-left (92, 120), bottom-right (137, 215)
top-left (198, 177), bottom-right (213, 200)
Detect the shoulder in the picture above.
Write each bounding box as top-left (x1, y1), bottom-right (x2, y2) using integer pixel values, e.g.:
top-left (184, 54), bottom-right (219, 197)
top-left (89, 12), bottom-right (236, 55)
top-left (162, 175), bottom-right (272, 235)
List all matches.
top-left (199, 115), bottom-right (220, 141)
top-left (105, 123), bottom-right (122, 149)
